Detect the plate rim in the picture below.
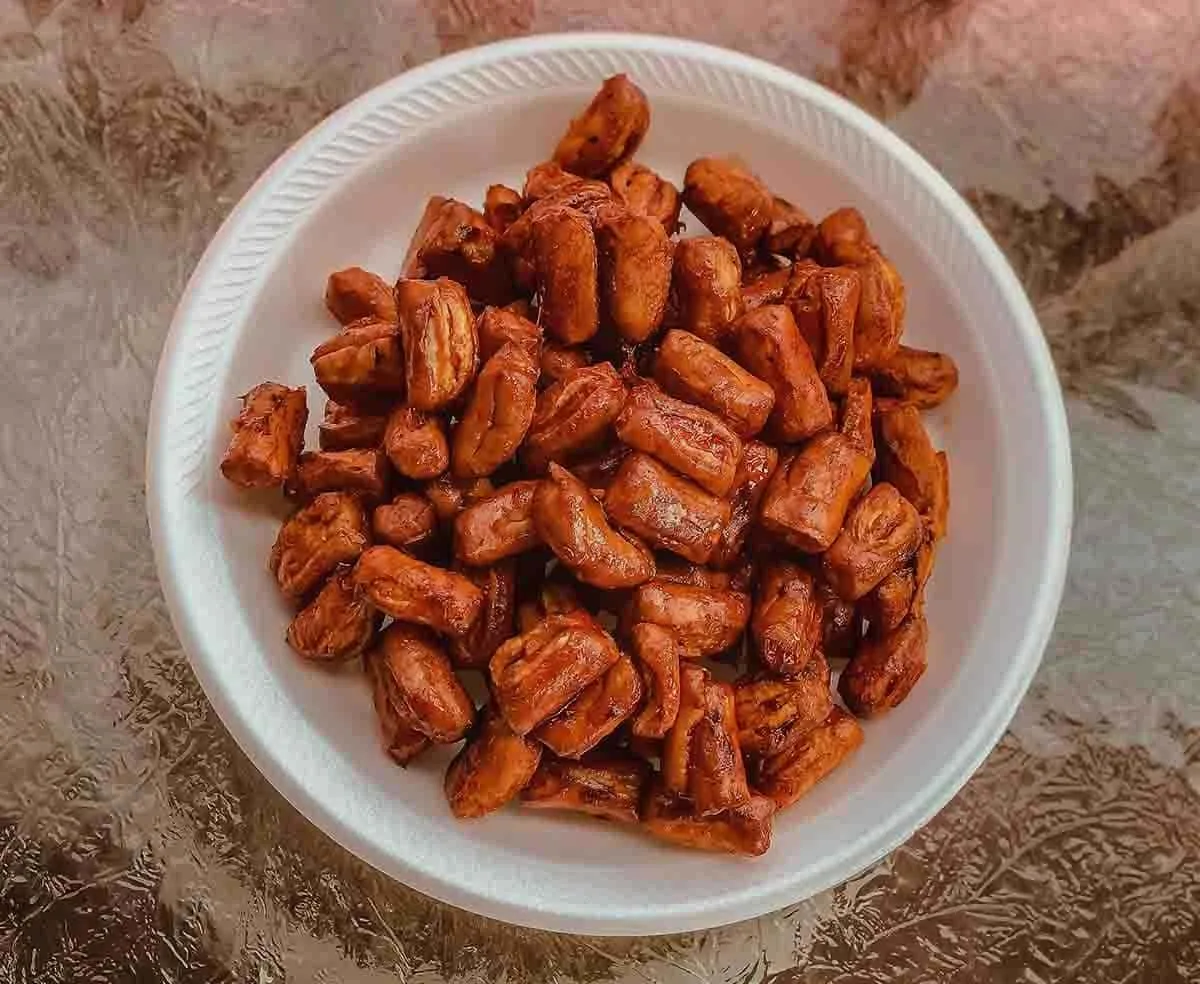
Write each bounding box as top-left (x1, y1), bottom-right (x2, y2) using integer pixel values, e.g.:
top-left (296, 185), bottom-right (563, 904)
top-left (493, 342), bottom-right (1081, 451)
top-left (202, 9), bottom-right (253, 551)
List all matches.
top-left (146, 31), bottom-right (1073, 935)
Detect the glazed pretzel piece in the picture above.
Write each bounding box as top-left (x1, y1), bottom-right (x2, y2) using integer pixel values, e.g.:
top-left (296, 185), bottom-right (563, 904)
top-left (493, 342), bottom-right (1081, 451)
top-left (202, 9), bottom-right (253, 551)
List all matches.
top-left (614, 378), bottom-right (743, 498)
top-left (489, 611), bottom-right (621, 735)
top-left (532, 206), bottom-right (601, 346)
top-left (820, 482), bottom-right (923, 602)
top-left (383, 407), bottom-right (448, 481)
top-left (859, 564), bottom-right (917, 635)
top-left (523, 161), bottom-right (588, 202)
top-left (220, 382), bottom-right (307, 489)
top-left (763, 195), bottom-right (816, 257)
top-left (671, 236), bottom-right (745, 348)
top-left (450, 559), bottom-right (517, 669)
top-left (629, 621), bottom-right (682, 739)
top-left (394, 277), bottom-right (479, 412)
top-left (286, 569), bottom-right (377, 661)
top-left (653, 329), bottom-right (775, 439)
top-left (287, 448), bottom-right (389, 503)
top-left (839, 610), bottom-right (929, 717)
top-left (874, 402), bottom-right (950, 542)
top-left (533, 463), bottom-right (655, 590)
top-left (734, 652), bottom-right (833, 759)
top-left (732, 304), bottom-right (832, 443)
top-left (424, 473), bottom-right (495, 524)
top-left (595, 206), bottom-right (673, 344)
top-left (868, 345), bottom-right (959, 409)
top-left (318, 400), bottom-right (387, 452)
top-left (641, 783), bottom-right (775, 856)
top-left (750, 559), bottom-right (825, 678)
top-left (371, 622), bottom-right (475, 744)
top-left (787, 260), bottom-right (860, 397)
top-left (753, 706), bottom-right (864, 810)
top-left (814, 207), bottom-right (906, 369)
top-left (552, 74), bottom-right (650, 178)
top-left (483, 184), bottom-right (524, 235)
top-left (366, 647), bottom-right (430, 766)
top-left (453, 479), bottom-right (542, 567)
top-left (709, 440), bottom-right (779, 570)
top-left (310, 320), bottom-right (405, 405)
top-left (661, 663), bottom-right (751, 815)
top-left (325, 266), bottom-right (397, 325)
top-left (501, 180), bottom-right (614, 292)
top-left (533, 654), bottom-right (644, 758)
top-left (270, 492), bottom-right (370, 602)
top-left (372, 493), bottom-right (438, 554)
top-left (445, 706), bottom-right (543, 818)
top-left (475, 305), bottom-right (541, 363)
top-left (852, 248), bottom-right (906, 370)
top-left (817, 576), bottom-right (862, 661)
top-left (520, 755), bottom-right (651, 823)
top-left (451, 341), bottom-right (539, 479)
top-left (352, 545), bottom-right (484, 637)
top-left (604, 452), bottom-right (732, 564)
top-left (608, 160), bottom-right (681, 232)
top-left (757, 434), bottom-right (873, 553)
top-left (683, 157), bottom-right (774, 258)
top-left (627, 579), bottom-right (750, 659)
top-left (523, 362), bottom-right (627, 473)
top-left (401, 196), bottom-right (514, 306)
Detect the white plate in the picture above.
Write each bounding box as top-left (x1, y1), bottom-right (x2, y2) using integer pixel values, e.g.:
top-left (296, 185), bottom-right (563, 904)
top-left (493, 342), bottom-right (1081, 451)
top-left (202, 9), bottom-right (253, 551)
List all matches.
top-left (147, 33), bottom-right (1072, 935)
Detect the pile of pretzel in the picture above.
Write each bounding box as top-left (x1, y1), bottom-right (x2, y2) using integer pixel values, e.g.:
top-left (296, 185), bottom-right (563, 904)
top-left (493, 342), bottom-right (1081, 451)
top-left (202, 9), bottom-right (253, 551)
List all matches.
top-left (219, 76), bottom-right (957, 856)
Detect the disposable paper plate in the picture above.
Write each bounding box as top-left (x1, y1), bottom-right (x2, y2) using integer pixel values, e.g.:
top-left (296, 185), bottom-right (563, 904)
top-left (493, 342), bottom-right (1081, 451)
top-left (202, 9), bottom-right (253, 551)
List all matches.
top-left (147, 33), bottom-right (1072, 935)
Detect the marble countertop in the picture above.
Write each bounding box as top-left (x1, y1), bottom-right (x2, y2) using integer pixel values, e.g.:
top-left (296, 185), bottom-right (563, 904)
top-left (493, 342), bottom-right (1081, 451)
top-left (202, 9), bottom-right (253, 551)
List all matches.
top-left (1, 1), bottom-right (1197, 981)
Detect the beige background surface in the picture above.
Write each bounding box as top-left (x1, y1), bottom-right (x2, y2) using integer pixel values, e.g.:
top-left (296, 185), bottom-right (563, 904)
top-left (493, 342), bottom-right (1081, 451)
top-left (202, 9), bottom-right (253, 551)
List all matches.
top-left (1, 1), bottom-right (1198, 981)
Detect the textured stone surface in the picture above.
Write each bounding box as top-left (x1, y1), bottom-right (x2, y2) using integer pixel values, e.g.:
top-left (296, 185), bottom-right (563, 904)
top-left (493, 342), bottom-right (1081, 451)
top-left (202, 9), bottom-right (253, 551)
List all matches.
top-left (0, 1), bottom-right (1197, 980)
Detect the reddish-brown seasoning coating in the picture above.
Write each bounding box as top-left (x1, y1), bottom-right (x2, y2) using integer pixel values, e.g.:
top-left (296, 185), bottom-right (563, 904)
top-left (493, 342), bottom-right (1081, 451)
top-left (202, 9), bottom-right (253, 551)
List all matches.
top-left (353, 545), bottom-right (484, 637)
top-left (489, 612), bottom-right (621, 735)
top-left (758, 434), bottom-right (873, 553)
top-left (732, 304), bottom-right (832, 442)
top-left (220, 382), bottom-right (308, 489)
top-left (224, 74), bottom-right (957, 857)
top-left (605, 452), bottom-right (732, 564)
top-left (533, 463), bottom-right (655, 589)
top-left (614, 378), bottom-right (742, 497)
top-left (654, 329), bottom-right (775, 439)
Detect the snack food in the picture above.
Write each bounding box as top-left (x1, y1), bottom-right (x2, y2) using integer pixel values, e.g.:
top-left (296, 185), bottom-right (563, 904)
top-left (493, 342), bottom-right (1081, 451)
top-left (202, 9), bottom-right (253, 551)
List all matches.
top-left (218, 75), bottom-right (958, 855)
top-left (220, 383), bottom-right (307, 488)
